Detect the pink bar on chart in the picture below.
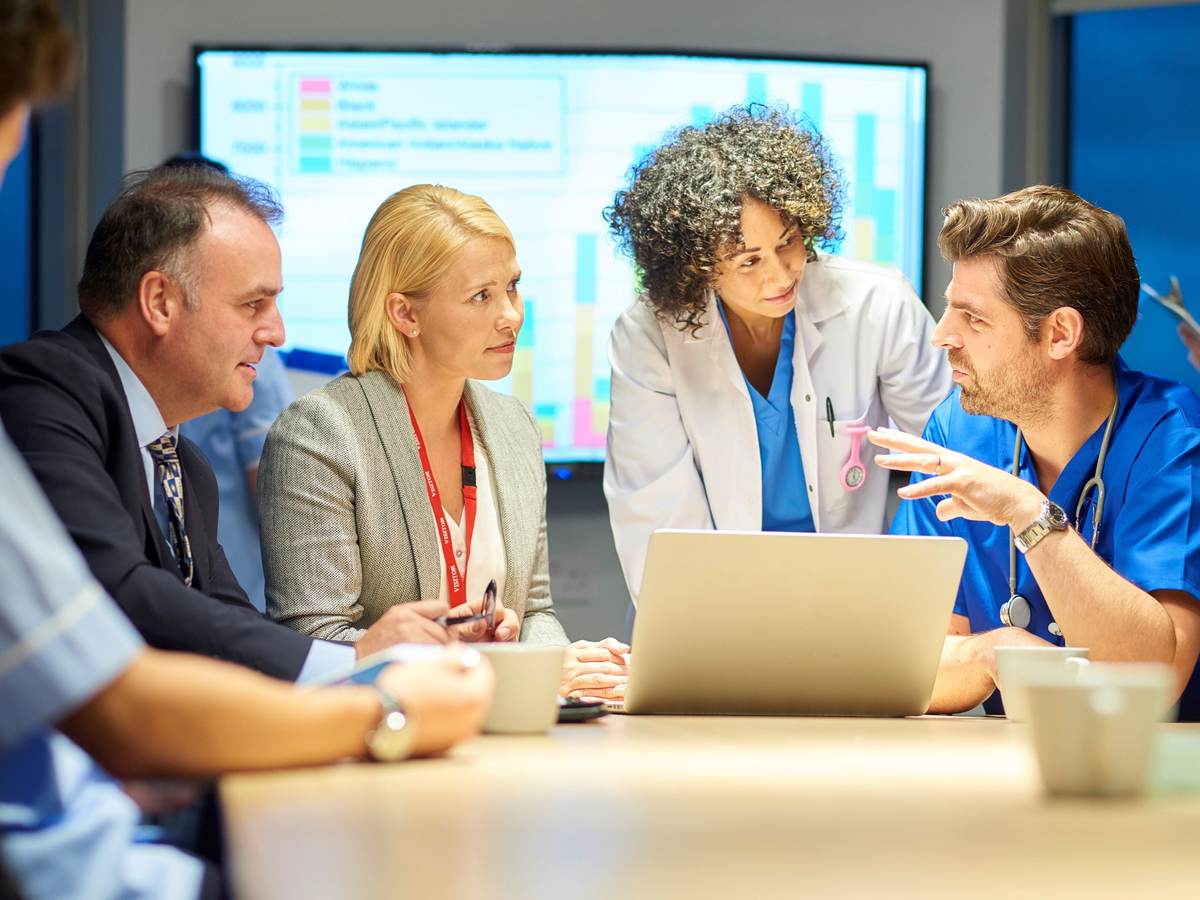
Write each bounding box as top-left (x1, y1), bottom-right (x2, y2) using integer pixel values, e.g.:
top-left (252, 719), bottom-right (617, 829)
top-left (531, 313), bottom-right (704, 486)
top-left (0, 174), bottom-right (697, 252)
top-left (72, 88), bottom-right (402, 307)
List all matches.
top-left (573, 398), bottom-right (605, 447)
top-left (300, 78), bottom-right (332, 93)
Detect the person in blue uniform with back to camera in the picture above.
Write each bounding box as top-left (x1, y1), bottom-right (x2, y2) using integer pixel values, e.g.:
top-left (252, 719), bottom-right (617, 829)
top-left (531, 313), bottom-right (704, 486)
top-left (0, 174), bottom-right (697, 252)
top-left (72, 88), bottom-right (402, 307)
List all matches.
top-left (874, 185), bottom-right (1200, 719)
top-left (603, 105), bottom-right (951, 607)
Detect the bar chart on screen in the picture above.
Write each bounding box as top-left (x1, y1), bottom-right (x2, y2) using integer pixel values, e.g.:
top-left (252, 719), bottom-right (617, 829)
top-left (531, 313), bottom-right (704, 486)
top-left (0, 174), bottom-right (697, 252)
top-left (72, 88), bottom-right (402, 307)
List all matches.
top-left (199, 49), bottom-right (926, 461)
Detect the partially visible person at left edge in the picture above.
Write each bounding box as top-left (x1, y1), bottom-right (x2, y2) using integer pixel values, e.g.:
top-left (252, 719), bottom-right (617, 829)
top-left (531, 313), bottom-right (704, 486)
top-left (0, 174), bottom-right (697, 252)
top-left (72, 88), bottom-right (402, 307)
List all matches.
top-left (874, 186), bottom-right (1200, 719)
top-left (164, 151), bottom-right (293, 613)
top-left (0, 10), bottom-right (489, 900)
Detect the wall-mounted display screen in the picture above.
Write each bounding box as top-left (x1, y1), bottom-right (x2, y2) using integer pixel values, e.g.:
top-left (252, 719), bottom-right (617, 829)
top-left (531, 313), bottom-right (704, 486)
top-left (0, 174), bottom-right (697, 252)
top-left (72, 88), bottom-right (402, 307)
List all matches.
top-left (196, 47), bottom-right (927, 461)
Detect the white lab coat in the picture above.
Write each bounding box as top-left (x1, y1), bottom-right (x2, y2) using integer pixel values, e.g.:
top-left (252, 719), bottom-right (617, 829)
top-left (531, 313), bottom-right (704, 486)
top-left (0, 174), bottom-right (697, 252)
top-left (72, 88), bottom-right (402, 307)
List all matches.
top-left (604, 253), bottom-right (952, 600)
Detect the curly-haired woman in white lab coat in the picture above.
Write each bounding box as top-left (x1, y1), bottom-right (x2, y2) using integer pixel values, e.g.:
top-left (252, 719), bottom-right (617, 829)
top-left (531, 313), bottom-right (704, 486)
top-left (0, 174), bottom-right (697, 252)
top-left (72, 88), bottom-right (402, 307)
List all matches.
top-left (603, 105), bottom-right (952, 602)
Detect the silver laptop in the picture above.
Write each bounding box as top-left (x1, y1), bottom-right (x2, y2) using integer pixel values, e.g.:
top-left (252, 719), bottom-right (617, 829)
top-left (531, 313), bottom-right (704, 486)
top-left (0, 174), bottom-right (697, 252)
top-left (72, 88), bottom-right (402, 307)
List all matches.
top-left (609, 530), bottom-right (967, 717)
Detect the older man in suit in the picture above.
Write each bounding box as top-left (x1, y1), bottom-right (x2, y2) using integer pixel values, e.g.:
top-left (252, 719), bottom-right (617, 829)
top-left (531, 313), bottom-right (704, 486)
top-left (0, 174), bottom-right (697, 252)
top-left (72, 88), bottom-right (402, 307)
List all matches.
top-left (0, 165), bottom-right (454, 680)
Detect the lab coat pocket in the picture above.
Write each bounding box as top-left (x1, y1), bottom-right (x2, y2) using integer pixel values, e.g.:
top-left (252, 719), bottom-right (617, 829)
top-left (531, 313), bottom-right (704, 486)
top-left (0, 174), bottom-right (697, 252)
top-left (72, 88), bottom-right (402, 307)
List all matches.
top-left (816, 409), bottom-right (876, 511)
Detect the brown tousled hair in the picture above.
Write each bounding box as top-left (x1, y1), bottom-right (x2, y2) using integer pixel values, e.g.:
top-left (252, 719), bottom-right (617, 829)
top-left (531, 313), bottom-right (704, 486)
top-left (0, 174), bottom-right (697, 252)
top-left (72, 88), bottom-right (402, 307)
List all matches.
top-left (938, 185), bottom-right (1139, 366)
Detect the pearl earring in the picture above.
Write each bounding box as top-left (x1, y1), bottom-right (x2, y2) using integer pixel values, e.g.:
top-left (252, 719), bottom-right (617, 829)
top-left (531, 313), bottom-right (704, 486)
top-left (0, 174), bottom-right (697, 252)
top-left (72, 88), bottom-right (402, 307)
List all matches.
top-left (411, 329), bottom-right (419, 337)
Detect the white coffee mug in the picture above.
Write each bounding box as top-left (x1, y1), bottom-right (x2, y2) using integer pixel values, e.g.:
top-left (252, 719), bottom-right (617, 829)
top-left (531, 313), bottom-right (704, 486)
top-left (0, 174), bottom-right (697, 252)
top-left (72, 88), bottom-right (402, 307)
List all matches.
top-left (994, 645), bottom-right (1089, 722)
top-left (476, 644), bottom-right (566, 735)
top-left (1025, 663), bottom-right (1173, 798)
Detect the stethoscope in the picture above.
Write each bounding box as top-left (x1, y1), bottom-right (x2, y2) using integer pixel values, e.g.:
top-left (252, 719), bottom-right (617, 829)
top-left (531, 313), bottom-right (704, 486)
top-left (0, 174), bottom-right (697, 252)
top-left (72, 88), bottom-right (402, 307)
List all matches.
top-left (1000, 396), bottom-right (1119, 632)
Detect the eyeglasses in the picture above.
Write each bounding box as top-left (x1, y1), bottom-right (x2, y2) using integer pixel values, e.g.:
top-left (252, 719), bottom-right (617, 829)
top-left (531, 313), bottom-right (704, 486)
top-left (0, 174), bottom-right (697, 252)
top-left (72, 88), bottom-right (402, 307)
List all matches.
top-left (436, 579), bottom-right (497, 641)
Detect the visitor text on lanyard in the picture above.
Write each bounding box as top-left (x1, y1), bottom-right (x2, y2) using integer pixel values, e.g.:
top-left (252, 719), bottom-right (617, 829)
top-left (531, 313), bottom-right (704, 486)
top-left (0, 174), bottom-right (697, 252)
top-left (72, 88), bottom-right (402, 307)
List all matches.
top-left (405, 395), bottom-right (477, 609)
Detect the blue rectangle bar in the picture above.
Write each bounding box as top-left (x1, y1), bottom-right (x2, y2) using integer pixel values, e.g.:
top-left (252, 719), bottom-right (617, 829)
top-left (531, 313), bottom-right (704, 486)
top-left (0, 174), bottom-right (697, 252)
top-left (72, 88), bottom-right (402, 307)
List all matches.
top-left (746, 73), bottom-right (767, 106)
top-left (533, 403), bottom-right (557, 418)
top-left (299, 157), bottom-right (332, 173)
top-left (299, 135), bottom-right (332, 153)
top-left (855, 113), bottom-right (876, 210)
top-left (576, 235), bottom-right (597, 304)
top-left (874, 188), bottom-right (896, 264)
top-left (593, 377), bottom-right (611, 399)
top-left (518, 300), bottom-right (535, 347)
top-left (0, 141), bottom-right (31, 343)
top-left (282, 347), bottom-right (347, 375)
top-left (801, 83), bottom-right (823, 131)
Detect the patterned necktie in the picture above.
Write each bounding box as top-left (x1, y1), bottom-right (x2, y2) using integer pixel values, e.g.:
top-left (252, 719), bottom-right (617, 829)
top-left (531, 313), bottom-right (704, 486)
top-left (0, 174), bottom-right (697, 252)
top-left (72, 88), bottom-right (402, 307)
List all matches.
top-left (147, 432), bottom-right (195, 587)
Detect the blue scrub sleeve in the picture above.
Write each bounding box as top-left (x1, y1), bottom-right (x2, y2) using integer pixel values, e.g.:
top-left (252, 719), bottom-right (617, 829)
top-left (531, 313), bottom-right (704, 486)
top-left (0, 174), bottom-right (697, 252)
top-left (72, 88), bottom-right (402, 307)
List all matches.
top-left (234, 348), bottom-right (292, 469)
top-left (887, 409), bottom-right (970, 616)
top-left (0, 427), bottom-right (143, 749)
top-left (1111, 418), bottom-right (1200, 602)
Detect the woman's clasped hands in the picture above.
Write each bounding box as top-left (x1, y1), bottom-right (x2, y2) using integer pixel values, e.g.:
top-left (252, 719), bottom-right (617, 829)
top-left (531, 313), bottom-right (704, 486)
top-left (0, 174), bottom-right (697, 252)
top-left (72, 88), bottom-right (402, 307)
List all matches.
top-left (560, 638), bottom-right (630, 702)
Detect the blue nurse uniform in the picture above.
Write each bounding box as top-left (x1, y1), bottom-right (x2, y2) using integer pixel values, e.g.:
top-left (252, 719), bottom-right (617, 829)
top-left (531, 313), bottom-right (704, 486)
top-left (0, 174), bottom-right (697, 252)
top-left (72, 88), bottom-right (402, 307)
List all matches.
top-left (891, 358), bottom-right (1200, 720)
top-left (717, 304), bottom-right (815, 533)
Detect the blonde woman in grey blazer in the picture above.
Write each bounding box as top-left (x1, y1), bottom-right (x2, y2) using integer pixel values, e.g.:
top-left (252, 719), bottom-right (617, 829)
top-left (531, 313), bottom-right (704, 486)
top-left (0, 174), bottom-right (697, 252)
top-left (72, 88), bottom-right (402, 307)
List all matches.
top-left (260, 184), bottom-right (629, 702)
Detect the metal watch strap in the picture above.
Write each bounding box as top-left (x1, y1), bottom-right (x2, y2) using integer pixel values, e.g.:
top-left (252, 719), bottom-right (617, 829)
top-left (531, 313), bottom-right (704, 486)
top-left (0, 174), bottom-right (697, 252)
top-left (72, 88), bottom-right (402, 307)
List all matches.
top-left (1013, 500), bottom-right (1067, 554)
top-left (366, 683), bottom-right (413, 762)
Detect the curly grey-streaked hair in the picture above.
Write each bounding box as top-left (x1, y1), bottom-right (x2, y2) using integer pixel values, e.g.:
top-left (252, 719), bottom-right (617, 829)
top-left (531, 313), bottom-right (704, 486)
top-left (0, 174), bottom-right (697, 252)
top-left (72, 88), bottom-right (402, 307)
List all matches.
top-left (604, 104), bottom-right (845, 334)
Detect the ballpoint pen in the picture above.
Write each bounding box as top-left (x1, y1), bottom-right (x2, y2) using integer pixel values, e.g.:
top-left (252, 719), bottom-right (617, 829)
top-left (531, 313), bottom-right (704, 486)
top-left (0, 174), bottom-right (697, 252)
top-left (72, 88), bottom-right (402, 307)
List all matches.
top-left (825, 397), bottom-right (836, 438)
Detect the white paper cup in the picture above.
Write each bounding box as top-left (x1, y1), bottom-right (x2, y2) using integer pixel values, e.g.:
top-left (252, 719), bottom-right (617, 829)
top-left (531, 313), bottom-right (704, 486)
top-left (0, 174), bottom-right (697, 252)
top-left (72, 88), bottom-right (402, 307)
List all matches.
top-left (994, 645), bottom-right (1089, 722)
top-left (476, 644), bottom-right (566, 735)
top-left (1025, 663), bottom-right (1173, 798)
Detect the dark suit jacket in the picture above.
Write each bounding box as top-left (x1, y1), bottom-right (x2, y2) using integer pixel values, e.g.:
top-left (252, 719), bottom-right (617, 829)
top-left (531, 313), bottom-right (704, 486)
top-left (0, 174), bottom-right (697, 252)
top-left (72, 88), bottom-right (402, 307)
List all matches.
top-left (0, 315), bottom-right (313, 680)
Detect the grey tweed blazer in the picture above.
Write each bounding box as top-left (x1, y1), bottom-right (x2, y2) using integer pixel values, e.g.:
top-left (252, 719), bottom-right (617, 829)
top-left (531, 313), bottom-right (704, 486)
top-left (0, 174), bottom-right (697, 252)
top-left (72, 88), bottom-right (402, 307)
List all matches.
top-left (258, 370), bottom-right (568, 645)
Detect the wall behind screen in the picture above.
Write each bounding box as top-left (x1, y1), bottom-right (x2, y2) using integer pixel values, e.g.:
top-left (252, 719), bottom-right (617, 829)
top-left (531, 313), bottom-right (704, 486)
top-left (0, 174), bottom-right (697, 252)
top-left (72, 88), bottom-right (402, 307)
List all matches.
top-left (1070, 3), bottom-right (1200, 395)
top-left (121, 0), bottom-right (1013, 314)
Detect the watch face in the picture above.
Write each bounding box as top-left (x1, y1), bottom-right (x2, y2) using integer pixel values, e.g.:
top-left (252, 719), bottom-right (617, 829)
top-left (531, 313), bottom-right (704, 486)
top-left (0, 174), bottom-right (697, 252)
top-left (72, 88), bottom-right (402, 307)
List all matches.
top-left (1046, 501), bottom-right (1069, 529)
top-left (370, 710), bottom-right (414, 762)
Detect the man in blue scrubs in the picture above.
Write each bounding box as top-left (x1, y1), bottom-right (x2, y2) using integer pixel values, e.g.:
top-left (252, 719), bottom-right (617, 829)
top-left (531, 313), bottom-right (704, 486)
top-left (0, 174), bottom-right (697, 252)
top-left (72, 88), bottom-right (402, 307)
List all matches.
top-left (870, 186), bottom-right (1200, 719)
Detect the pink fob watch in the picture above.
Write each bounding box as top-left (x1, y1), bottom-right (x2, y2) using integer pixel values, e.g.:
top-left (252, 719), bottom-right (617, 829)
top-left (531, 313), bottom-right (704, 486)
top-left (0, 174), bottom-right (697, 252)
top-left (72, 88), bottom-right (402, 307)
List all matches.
top-left (839, 425), bottom-right (870, 492)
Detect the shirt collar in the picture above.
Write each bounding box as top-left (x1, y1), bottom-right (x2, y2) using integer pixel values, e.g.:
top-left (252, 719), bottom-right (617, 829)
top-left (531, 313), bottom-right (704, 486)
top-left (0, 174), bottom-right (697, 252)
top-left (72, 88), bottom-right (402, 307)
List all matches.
top-left (98, 334), bottom-right (174, 447)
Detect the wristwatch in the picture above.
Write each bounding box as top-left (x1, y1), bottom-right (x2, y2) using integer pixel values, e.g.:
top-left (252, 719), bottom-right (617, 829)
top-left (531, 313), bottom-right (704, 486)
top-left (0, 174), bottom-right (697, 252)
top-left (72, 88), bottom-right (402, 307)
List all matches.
top-left (365, 683), bottom-right (415, 762)
top-left (1013, 499), bottom-right (1069, 554)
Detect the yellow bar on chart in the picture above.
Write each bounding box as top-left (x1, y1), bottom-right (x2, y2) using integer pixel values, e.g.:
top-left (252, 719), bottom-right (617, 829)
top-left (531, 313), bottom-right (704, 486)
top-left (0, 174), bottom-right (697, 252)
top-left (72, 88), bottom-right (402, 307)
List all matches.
top-left (301, 98), bottom-right (331, 112)
top-left (592, 400), bottom-right (610, 437)
top-left (574, 306), bottom-right (594, 398)
top-left (512, 350), bottom-right (533, 407)
top-left (855, 218), bottom-right (876, 261)
top-left (300, 115), bottom-right (331, 132)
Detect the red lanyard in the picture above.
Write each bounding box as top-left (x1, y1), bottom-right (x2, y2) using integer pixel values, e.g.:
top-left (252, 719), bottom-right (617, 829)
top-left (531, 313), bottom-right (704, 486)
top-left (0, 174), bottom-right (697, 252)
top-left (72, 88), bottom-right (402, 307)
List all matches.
top-left (405, 394), bottom-right (477, 609)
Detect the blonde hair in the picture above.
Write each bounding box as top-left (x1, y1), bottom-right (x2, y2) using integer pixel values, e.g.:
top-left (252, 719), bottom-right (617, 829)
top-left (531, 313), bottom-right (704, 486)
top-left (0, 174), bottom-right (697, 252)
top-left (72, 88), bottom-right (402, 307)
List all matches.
top-left (347, 184), bottom-right (514, 384)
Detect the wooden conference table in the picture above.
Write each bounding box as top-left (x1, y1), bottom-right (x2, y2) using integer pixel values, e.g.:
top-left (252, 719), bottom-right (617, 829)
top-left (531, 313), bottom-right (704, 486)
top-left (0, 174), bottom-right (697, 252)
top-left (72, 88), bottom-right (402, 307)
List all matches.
top-left (221, 714), bottom-right (1200, 899)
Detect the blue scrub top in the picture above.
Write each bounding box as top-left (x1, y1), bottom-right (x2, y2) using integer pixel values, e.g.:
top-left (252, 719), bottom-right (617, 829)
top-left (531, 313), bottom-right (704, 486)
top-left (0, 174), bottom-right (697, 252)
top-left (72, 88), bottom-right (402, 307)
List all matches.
top-left (892, 357), bottom-right (1200, 720)
top-left (0, 424), bottom-right (203, 899)
top-left (718, 304), bottom-right (815, 533)
top-left (180, 346), bottom-right (291, 612)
